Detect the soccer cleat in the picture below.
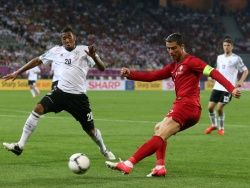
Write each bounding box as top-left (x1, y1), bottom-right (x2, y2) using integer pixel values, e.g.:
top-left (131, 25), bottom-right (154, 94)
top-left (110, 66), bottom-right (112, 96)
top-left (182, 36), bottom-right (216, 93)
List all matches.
top-left (146, 166), bottom-right (167, 177)
top-left (105, 161), bottom-right (132, 174)
top-left (3, 142), bottom-right (23, 156)
top-left (101, 149), bottom-right (116, 160)
top-left (217, 129), bottom-right (224, 135)
top-left (204, 125), bottom-right (217, 134)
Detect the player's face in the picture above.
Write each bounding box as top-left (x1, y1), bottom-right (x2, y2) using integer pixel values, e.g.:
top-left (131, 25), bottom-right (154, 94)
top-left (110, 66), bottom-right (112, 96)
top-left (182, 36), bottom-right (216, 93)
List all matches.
top-left (223, 42), bottom-right (233, 55)
top-left (61, 32), bottom-right (76, 51)
top-left (166, 41), bottom-right (183, 62)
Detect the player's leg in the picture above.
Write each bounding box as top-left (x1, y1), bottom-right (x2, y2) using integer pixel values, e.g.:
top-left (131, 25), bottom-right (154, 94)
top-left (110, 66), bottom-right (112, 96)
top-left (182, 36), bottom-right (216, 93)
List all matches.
top-left (205, 101), bottom-right (218, 134)
top-left (3, 90), bottom-right (60, 155)
top-left (33, 82), bottom-right (40, 96)
top-left (83, 123), bottom-right (116, 161)
top-left (69, 93), bottom-right (115, 160)
top-left (205, 90), bottom-right (220, 134)
top-left (106, 103), bottom-right (201, 176)
top-left (105, 117), bottom-right (180, 174)
top-left (154, 121), bottom-right (167, 166)
top-left (217, 102), bottom-right (225, 135)
top-left (216, 91), bottom-right (232, 135)
top-left (146, 121), bottom-right (167, 177)
top-left (28, 80), bottom-right (36, 98)
top-left (3, 104), bottom-right (43, 155)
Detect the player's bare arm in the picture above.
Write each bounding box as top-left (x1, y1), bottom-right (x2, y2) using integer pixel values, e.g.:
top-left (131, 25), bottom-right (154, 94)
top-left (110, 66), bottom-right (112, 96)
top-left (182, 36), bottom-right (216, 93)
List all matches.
top-left (85, 45), bottom-right (105, 71)
top-left (3, 57), bottom-right (42, 81)
top-left (236, 69), bottom-right (249, 87)
top-left (120, 67), bottom-right (131, 77)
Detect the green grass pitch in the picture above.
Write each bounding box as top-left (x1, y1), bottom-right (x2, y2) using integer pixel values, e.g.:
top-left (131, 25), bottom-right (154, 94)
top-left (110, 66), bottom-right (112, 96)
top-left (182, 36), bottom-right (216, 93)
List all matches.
top-left (0, 90), bottom-right (249, 188)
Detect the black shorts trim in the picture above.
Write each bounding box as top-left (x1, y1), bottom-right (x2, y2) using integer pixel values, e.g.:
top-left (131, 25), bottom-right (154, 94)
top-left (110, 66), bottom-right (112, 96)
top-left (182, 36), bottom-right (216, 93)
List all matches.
top-left (209, 89), bottom-right (232, 104)
top-left (51, 80), bottom-right (58, 91)
top-left (28, 80), bottom-right (36, 85)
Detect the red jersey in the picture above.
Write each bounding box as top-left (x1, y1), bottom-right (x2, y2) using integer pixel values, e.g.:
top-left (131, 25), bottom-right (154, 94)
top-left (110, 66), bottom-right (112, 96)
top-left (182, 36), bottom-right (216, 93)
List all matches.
top-left (128, 55), bottom-right (234, 107)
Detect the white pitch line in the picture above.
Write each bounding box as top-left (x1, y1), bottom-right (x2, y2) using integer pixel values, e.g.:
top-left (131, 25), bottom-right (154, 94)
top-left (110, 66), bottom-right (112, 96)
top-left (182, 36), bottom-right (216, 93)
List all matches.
top-left (0, 114), bottom-right (156, 124)
top-left (0, 113), bottom-right (249, 127)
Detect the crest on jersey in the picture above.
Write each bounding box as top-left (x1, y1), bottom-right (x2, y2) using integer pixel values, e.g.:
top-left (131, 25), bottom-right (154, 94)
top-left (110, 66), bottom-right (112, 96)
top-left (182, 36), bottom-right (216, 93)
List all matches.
top-left (176, 65), bottom-right (184, 76)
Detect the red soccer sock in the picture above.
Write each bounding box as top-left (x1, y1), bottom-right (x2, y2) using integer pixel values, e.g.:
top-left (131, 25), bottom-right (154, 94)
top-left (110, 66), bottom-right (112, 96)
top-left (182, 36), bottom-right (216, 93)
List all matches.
top-left (156, 140), bottom-right (167, 165)
top-left (128, 136), bottom-right (164, 165)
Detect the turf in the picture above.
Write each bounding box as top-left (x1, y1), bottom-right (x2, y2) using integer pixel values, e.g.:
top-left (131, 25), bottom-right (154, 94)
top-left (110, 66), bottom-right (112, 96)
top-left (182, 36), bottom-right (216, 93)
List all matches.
top-left (0, 90), bottom-right (249, 188)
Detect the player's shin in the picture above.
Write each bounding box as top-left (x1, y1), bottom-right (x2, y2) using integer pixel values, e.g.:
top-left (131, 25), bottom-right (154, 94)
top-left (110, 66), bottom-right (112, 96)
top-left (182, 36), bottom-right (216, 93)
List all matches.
top-left (91, 128), bottom-right (107, 153)
top-left (34, 87), bottom-right (40, 95)
top-left (209, 112), bottom-right (217, 127)
top-left (156, 140), bottom-right (167, 165)
top-left (218, 114), bottom-right (225, 130)
top-left (18, 111), bottom-right (40, 148)
top-left (129, 136), bottom-right (164, 165)
top-left (30, 89), bottom-right (36, 97)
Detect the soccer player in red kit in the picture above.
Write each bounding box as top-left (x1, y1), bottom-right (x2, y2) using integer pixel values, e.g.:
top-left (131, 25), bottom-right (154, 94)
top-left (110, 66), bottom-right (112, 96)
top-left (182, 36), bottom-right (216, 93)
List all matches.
top-left (105, 33), bottom-right (241, 177)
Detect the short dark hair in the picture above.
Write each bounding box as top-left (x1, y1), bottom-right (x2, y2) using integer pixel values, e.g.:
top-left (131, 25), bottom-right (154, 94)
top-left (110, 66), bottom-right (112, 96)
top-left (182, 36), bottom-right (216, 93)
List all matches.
top-left (61, 26), bottom-right (74, 33)
top-left (165, 33), bottom-right (184, 46)
top-left (223, 36), bottom-right (233, 44)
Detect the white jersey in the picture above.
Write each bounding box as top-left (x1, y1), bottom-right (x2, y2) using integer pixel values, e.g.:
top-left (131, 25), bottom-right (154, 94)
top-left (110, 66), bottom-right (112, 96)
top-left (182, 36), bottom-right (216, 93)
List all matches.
top-left (51, 62), bottom-right (61, 82)
top-left (213, 53), bottom-right (247, 91)
top-left (39, 45), bottom-right (95, 94)
top-left (27, 66), bottom-right (40, 81)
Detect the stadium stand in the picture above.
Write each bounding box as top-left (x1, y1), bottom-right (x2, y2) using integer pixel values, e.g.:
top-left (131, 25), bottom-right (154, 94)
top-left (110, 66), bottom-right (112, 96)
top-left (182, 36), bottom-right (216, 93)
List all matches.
top-left (0, 0), bottom-right (249, 79)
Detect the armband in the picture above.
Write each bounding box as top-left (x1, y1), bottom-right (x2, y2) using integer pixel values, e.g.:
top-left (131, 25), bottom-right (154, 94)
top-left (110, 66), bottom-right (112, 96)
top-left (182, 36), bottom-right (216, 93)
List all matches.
top-left (203, 65), bottom-right (214, 76)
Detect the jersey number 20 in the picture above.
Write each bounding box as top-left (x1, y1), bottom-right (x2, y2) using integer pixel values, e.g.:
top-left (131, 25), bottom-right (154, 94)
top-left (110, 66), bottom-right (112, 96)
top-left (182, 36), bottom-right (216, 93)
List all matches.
top-left (65, 59), bottom-right (72, 65)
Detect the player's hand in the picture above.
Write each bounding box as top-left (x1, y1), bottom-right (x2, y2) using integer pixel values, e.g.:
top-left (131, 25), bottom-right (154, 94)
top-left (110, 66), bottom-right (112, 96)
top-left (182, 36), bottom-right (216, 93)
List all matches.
top-left (120, 67), bottom-right (130, 77)
top-left (85, 45), bottom-right (96, 58)
top-left (232, 88), bottom-right (241, 99)
top-left (2, 71), bottom-right (19, 81)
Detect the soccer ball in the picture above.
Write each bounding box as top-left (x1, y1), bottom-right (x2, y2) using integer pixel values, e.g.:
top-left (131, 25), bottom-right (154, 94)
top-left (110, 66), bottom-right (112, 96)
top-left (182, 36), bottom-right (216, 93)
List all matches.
top-left (68, 153), bottom-right (90, 174)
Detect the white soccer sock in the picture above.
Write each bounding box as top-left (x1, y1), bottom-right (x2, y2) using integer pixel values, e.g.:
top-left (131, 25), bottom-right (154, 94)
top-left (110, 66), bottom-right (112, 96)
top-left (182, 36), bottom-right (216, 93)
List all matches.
top-left (91, 128), bottom-right (107, 153)
top-left (155, 165), bottom-right (165, 169)
top-left (34, 87), bottom-right (40, 95)
top-left (18, 111), bottom-right (40, 148)
top-left (124, 160), bottom-right (133, 168)
top-left (209, 112), bottom-right (217, 127)
top-left (30, 89), bottom-right (36, 97)
top-left (217, 114), bottom-right (225, 130)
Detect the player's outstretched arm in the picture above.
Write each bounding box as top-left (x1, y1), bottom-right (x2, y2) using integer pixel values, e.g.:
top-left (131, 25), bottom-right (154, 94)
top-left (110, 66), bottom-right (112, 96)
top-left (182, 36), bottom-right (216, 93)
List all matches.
top-left (120, 66), bottom-right (172, 81)
top-left (85, 45), bottom-right (105, 71)
top-left (2, 57), bottom-right (42, 81)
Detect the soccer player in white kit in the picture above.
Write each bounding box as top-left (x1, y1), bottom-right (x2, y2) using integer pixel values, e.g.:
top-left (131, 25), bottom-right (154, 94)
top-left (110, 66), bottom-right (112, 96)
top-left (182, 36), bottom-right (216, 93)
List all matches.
top-left (26, 66), bottom-right (41, 97)
top-left (2, 26), bottom-right (116, 160)
top-left (205, 37), bottom-right (249, 135)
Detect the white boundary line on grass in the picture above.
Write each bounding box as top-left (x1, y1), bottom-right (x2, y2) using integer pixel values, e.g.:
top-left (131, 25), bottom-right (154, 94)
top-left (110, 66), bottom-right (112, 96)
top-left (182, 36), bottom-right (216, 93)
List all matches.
top-left (0, 108), bottom-right (157, 123)
top-left (0, 113), bottom-right (156, 124)
top-left (0, 112), bottom-right (248, 127)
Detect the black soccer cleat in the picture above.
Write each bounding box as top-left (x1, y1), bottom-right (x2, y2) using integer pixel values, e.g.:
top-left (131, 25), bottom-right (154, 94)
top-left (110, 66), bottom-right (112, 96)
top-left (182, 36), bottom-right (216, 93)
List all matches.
top-left (3, 142), bottom-right (23, 156)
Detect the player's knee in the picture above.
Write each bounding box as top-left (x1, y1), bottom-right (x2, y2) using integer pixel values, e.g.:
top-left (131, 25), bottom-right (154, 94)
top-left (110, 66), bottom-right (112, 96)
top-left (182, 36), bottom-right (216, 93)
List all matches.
top-left (80, 120), bottom-right (95, 136)
top-left (85, 128), bottom-right (95, 137)
top-left (155, 123), bottom-right (180, 140)
top-left (217, 108), bottom-right (223, 115)
top-left (33, 104), bottom-right (44, 115)
top-left (208, 106), bottom-right (214, 112)
top-left (154, 122), bottom-right (161, 132)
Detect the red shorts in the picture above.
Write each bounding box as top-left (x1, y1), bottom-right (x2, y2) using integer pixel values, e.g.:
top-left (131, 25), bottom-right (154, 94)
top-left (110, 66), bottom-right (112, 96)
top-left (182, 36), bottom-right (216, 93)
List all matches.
top-left (166, 102), bottom-right (201, 131)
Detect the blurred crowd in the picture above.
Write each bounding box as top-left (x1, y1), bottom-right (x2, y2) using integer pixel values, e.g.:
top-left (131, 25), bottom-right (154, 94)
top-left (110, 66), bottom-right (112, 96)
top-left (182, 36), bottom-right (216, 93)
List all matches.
top-left (0, 0), bottom-right (249, 78)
